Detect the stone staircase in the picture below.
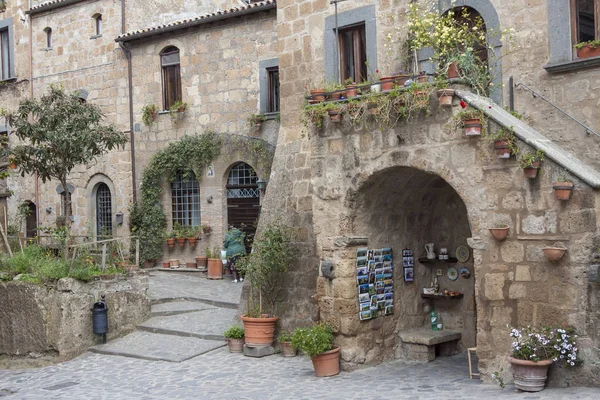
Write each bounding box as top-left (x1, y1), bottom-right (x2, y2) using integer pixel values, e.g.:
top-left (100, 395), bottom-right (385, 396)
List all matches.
top-left (88, 271), bottom-right (242, 362)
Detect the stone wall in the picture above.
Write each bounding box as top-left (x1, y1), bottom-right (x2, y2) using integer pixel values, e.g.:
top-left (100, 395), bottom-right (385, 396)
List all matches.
top-left (0, 273), bottom-right (150, 363)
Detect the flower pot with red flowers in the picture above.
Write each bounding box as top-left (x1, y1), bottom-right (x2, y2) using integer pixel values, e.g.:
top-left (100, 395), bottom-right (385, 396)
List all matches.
top-left (520, 150), bottom-right (545, 179)
top-left (552, 179), bottom-right (574, 200)
top-left (437, 88), bottom-right (455, 106)
top-left (489, 224), bottom-right (509, 241)
top-left (292, 324), bottom-right (340, 377)
top-left (575, 40), bottom-right (600, 59)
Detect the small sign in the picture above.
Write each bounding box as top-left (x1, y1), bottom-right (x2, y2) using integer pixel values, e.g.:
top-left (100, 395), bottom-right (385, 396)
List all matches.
top-left (207, 165), bottom-right (215, 177)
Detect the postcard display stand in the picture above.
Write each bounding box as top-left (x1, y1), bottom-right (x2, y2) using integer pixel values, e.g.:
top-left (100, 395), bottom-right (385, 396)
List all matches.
top-left (356, 247), bottom-right (394, 321)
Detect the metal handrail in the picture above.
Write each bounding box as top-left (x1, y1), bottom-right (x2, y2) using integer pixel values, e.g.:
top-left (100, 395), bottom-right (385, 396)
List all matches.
top-left (515, 82), bottom-right (600, 139)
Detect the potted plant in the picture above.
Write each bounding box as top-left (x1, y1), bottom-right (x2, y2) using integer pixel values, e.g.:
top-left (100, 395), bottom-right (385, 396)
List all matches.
top-left (277, 330), bottom-right (297, 357)
top-left (489, 224), bottom-right (509, 241)
top-left (324, 81), bottom-right (345, 100)
top-left (248, 113), bottom-right (266, 128)
top-left (223, 326), bottom-right (245, 353)
top-left (169, 259), bottom-right (179, 268)
top-left (291, 323), bottom-right (340, 377)
top-left (380, 75), bottom-right (396, 91)
top-left (206, 246), bottom-right (222, 280)
top-left (344, 79), bottom-right (359, 98)
top-left (437, 88), bottom-right (455, 107)
top-left (392, 70), bottom-right (410, 87)
top-left (201, 223), bottom-right (211, 234)
top-left (174, 223), bottom-right (186, 247)
top-left (162, 261), bottom-right (170, 269)
top-left (575, 39), bottom-right (600, 59)
top-left (520, 150), bottom-right (545, 179)
top-left (327, 107), bottom-right (343, 123)
top-left (489, 127), bottom-right (518, 158)
top-left (454, 104), bottom-right (485, 136)
top-left (237, 221), bottom-right (297, 347)
top-left (309, 87), bottom-right (326, 103)
top-left (552, 177), bottom-right (574, 201)
top-left (169, 100), bottom-right (187, 122)
top-left (166, 229), bottom-right (176, 248)
top-left (142, 104), bottom-right (158, 126)
top-left (508, 325), bottom-right (580, 392)
top-left (542, 243), bottom-right (567, 262)
top-left (187, 226), bottom-right (199, 247)
top-left (195, 254), bottom-right (208, 269)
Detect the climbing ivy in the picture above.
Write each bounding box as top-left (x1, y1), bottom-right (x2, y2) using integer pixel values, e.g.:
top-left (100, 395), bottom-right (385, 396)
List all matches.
top-left (132, 132), bottom-right (275, 262)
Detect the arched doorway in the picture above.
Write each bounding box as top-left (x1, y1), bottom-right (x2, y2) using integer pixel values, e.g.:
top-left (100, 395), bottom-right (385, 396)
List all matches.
top-left (351, 166), bottom-right (476, 356)
top-left (226, 162), bottom-right (260, 249)
top-left (95, 183), bottom-right (112, 237)
top-left (24, 201), bottom-right (37, 238)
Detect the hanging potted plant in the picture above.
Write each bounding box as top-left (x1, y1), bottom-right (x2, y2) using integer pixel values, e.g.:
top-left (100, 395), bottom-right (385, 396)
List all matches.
top-left (201, 222), bottom-right (211, 234)
top-left (453, 102), bottom-right (485, 136)
top-left (206, 246), bottom-right (222, 279)
top-left (223, 326), bottom-right (245, 353)
top-left (574, 39), bottom-right (600, 59)
top-left (277, 330), bottom-right (297, 357)
top-left (248, 113), bottom-right (266, 128)
top-left (520, 150), bottom-right (545, 179)
top-left (380, 75), bottom-right (395, 91)
top-left (187, 226), bottom-right (199, 247)
top-left (542, 243), bottom-right (567, 262)
top-left (237, 221), bottom-right (297, 347)
top-left (142, 104), bottom-right (159, 126)
top-left (490, 128), bottom-right (518, 159)
top-left (166, 229), bottom-right (176, 248)
top-left (508, 325), bottom-right (580, 392)
top-left (552, 177), bottom-right (574, 201)
top-left (169, 100), bottom-right (187, 123)
top-left (291, 323), bottom-right (340, 377)
top-left (489, 224), bottom-right (509, 241)
top-left (436, 87), bottom-right (455, 107)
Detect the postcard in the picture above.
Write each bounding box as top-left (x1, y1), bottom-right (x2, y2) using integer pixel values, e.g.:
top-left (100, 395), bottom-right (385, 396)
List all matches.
top-left (356, 248), bottom-right (368, 258)
top-left (360, 311), bottom-right (372, 321)
top-left (385, 305), bottom-right (394, 315)
top-left (359, 284), bottom-right (370, 294)
top-left (357, 275), bottom-right (369, 285)
top-left (359, 293), bottom-right (370, 302)
top-left (360, 302), bottom-right (371, 312)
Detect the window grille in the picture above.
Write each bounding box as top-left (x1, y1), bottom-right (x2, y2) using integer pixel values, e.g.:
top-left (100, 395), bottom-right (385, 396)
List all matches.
top-left (96, 183), bottom-right (112, 237)
top-left (227, 163), bottom-right (259, 198)
top-left (171, 173), bottom-right (200, 226)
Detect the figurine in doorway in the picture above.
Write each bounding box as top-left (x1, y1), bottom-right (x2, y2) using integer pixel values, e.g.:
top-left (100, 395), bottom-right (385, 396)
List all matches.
top-left (224, 227), bottom-right (246, 283)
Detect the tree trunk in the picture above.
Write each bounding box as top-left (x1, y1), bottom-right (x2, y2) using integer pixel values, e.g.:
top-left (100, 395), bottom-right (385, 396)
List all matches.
top-left (60, 177), bottom-right (71, 259)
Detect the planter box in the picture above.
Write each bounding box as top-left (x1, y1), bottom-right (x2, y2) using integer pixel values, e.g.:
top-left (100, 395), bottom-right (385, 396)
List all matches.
top-left (576, 44), bottom-right (600, 59)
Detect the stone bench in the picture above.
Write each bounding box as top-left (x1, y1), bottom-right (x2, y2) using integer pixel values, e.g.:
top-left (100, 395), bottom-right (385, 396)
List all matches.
top-left (397, 329), bottom-right (461, 362)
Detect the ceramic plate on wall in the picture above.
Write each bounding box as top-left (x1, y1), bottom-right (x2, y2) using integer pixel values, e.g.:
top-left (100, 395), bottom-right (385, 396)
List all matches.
top-left (447, 267), bottom-right (458, 281)
top-left (456, 245), bottom-right (470, 262)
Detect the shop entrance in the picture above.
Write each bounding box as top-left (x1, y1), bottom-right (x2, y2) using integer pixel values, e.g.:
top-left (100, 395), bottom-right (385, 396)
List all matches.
top-left (353, 166), bottom-right (476, 355)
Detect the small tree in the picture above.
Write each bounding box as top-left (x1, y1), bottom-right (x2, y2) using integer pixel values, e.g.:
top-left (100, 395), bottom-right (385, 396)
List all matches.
top-left (5, 86), bottom-right (128, 229)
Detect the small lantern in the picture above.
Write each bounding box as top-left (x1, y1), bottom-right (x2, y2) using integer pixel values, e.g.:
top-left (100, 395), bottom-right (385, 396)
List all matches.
top-left (115, 212), bottom-right (124, 225)
top-left (256, 178), bottom-right (266, 192)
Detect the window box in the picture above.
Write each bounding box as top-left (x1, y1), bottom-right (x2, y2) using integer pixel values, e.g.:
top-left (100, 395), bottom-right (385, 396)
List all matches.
top-left (576, 43), bottom-right (600, 59)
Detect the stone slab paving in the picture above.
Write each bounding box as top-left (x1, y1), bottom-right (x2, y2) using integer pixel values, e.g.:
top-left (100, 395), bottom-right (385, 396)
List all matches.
top-left (138, 308), bottom-right (239, 340)
top-left (151, 301), bottom-right (217, 316)
top-left (88, 331), bottom-right (226, 362)
top-left (148, 271), bottom-right (242, 308)
top-left (1, 350), bottom-right (598, 399)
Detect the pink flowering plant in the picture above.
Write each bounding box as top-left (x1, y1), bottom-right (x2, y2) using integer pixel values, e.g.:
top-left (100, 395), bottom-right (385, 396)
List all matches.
top-left (509, 325), bottom-right (581, 366)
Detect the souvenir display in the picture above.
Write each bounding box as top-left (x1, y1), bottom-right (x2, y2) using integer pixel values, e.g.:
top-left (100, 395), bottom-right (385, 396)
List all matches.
top-left (456, 245), bottom-right (470, 262)
top-left (402, 249), bottom-right (414, 282)
top-left (356, 247), bottom-right (394, 320)
top-left (447, 266), bottom-right (459, 281)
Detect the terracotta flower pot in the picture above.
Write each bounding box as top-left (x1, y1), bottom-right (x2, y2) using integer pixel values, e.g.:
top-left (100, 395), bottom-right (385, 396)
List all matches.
top-left (162, 261), bottom-right (170, 269)
top-left (523, 161), bottom-right (541, 178)
top-left (576, 44), bottom-right (600, 59)
top-left (328, 109), bottom-right (342, 122)
top-left (394, 74), bottom-right (410, 87)
top-left (311, 346), bottom-right (341, 377)
top-left (187, 238), bottom-right (197, 247)
top-left (437, 89), bottom-right (454, 107)
top-left (207, 258), bottom-right (223, 279)
top-left (552, 182), bottom-right (574, 200)
top-left (446, 61), bottom-right (460, 79)
top-left (227, 338), bottom-right (244, 353)
top-left (328, 91), bottom-right (343, 101)
top-left (166, 238), bottom-right (175, 248)
top-left (380, 76), bottom-right (395, 91)
top-left (143, 260), bottom-right (155, 269)
top-left (170, 259), bottom-right (179, 268)
top-left (195, 256), bottom-right (208, 268)
top-left (185, 262), bottom-right (196, 269)
top-left (542, 246), bottom-right (567, 262)
top-left (494, 139), bottom-right (511, 159)
top-left (345, 85), bottom-right (358, 98)
top-left (310, 89), bottom-right (326, 102)
top-left (489, 226), bottom-right (509, 241)
top-left (417, 74), bottom-right (429, 83)
top-left (509, 357), bottom-right (552, 392)
top-left (240, 315), bottom-right (278, 346)
top-left (176, 238), bottom-right (186, 247)
top-left (463, 118), bottom-right (482, 136)
top-left (280, 342), bottom-right (297, 357)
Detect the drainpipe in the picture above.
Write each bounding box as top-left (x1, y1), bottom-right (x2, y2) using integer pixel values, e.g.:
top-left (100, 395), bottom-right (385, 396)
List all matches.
top-left (28, 1), bottom-right (40, 235)
top-left (120, 0), bottom-right (137, 202)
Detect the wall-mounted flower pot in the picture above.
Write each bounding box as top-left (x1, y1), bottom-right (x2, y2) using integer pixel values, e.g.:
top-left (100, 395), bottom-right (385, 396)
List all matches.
top-left (437, 89), bottom-right (455, 107)
top-left (489, 226), bottom-right (509, 241)
top-left (380, 76), bottom-right (395, 91)
top-left (166, 238), bottom-right (175, 248)
top-left (494, 139), bottom-right (511, 158)
top-left (370, 83), bottom-right (381, 93)
top-left (176, 238), bottom-right (186, 247)
top-left (523, 161), bottom-right (541, 178)
top-left (446, 61), bottom-right (460, 79)
top-left (463, 118), bottom-right (482, 136)
top-left (576, 44), bottom-right (600, 59)
top-left (327, 109), bottom-right (342, 122)
top-left (552, 182), bottom-right (574, 200)
top-left (188, 238), bottom-right (197, 247)
top-left (542, 247), bottom-right (567, 262)
top-left (345, 85), bottom-right (358, 98)
top-left (310, 89), bottom-right (326, 102)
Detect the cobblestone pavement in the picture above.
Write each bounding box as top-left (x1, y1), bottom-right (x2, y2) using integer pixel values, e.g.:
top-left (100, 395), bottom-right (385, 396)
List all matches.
top-left (1, 272), bottom-right (598, 399)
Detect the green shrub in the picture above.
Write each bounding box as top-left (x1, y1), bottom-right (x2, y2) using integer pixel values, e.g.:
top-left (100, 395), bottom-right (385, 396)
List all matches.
top-left (291, 323), bottom-right (334, 358)
top-left (224, 326), bottom-right (244, 339)
top-left (277, 330), bottom-right (294, 343)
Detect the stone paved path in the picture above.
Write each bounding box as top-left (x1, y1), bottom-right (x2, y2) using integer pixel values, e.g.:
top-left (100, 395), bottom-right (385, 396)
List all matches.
top-left (1, 272), bottom-right (598, 399)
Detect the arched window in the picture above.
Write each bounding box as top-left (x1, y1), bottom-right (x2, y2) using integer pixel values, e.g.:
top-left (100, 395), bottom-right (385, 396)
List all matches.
top-left (160, 46), bottom-right (182, 110)
top-left (171, 172), bottom-right (200, 227)
top-left (92, 13), bottom-right (102, 36)
top-left (226, 163), bottom-right (259, 249)
top-left (226, 163), bottom-right (259, 198)
top-left (44, 27), bottom-right (52, 48)
top-left (449, 7), bottom-right (488, 62)
top-left (96, 183), bottom-right (112, 237)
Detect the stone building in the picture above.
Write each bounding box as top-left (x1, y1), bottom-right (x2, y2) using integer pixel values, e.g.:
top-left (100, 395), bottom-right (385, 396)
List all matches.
top-left (1, 0), bottom-right (599, 389)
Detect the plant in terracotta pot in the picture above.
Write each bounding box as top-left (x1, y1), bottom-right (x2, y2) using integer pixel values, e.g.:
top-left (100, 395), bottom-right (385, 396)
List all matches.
top-left (324, 81), bottom-right (345, 101)
top-left (291, 323), bottom-right (340, 377)
top-left (519, 150), bottom-right (545, 179)
top-left (436, 85), bottom-right (455, 107)
top-left (206, 245), bottom-right (222, 280)
top-left (277, 330), bottom-right (297, 357)
top-left (173, 222), bottom-right (186, 247)
top-left (247, 113), bottom-right (266, 128)
top-left (452, 103), bottom-right (486, 137)
top-left (237, 221), bottom-right (297, 347)
top-left (201, 222), bottom-right (211, 234)
top-left (574, 39), bottom-right (600, 59)
top-left (489, 224), bottom-right (509, 241)
top-left (141, 104), bottom-right (159, 126)
top-left (187, 225), bottom-right (200, 247)
top-left (169, 100), bottom-right (187, 123)
top-left (343, 78), bottom-right (359, 98)
top-left (195, 254), bottom-right (208, 269)
top-left (224, 325), bottom-right (245, 353)
top-left (166, 228), bottom-right (176, 248)
top-left (508, 325), bottom-right (580, 392)
top-left (552, 176), bottom-right (574, 201)
top-left (487, 126), bottom-right (518, 159)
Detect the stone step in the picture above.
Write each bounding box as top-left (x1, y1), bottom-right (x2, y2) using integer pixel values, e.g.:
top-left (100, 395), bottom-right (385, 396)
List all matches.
top-left (151, 301), bottom-right (216, 317)
top-left (88, 331), bottom-right (226, 362)
top-left (137, 308), bottom-right (238, 341)
top-left (150, 297), bottom-right (239, 310)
